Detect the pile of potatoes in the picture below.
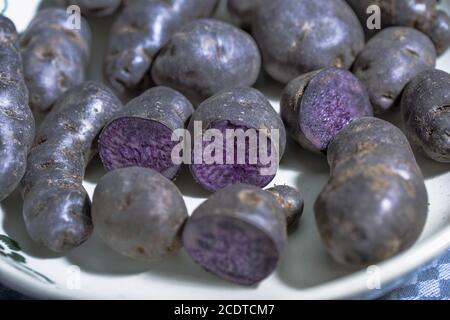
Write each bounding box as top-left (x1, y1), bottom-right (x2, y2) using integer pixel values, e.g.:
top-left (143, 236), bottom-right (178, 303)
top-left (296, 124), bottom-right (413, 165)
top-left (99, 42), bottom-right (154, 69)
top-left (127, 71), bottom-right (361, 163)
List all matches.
top-left (0, 0), bottom-right (449, 286)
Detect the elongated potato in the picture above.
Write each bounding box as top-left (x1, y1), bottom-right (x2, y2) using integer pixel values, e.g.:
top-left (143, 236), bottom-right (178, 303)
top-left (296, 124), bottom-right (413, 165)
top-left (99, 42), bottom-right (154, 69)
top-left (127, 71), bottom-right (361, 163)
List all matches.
top-left (22, 82), bottom-right (122, 252)
top-left (315, 117), bottom-right (428, 266)
top-left (20, 8), bottom-right (91, 112)
top-left (104, 0), bottom-right (218, 97)
top-left (0, 16), bottom-right (35, 201)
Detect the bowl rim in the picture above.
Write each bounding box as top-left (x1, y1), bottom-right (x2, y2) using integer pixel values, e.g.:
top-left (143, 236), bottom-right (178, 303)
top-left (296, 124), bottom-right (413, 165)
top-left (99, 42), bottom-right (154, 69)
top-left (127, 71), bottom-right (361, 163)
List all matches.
top-left (1, 223), bottom-right (449, 300)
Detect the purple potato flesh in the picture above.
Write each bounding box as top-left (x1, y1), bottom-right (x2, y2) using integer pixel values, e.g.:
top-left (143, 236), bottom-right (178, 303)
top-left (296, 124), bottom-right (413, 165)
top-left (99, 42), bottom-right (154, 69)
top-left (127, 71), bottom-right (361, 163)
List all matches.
top-left (281, 67), bottom-right (373, 153)
top-left (104, 0), bottom-right (218, 98)
top-left (190, 120), bottom-right (275, 192)
top-left (401, 69), bottom-right (450, 163)
top-left (21, 82), bottom-right (122, 252)
top-left (0, 16), bottom-right (35, 201)
top-left (92, 167), bottom-right (188, 261)
top-left (188, 87), bottom-right (286, 192)
top-left (182, 184), bottom-right (287, 286)
top-left (315, 117), bottom-right (428, 266)
top-left (352, 27), bottom-right (436, 114)
top-left (20, 8), bottom-right (91, 112)
top-left (151, 19), bottom-right (261, 105)
top-left (99, 86), bottom-right (194, 180)
top-left (251, 0), bottom-right (364, 84)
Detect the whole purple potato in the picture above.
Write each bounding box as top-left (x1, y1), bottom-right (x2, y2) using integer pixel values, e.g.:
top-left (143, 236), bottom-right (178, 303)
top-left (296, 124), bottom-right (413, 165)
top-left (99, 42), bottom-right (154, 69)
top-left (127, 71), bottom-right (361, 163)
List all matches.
top-left (188, 87), bottom-right (286, 192)
top-left (401, 69), bottom-right (450, 163)
top-left (104, 0), bottom-right (218, 98)
top-left (281, 67), bottom-right (373, 154)
top-left (251, 0), bottom-right (364, 84)
top-left (346, 0), bottom-right (450, 55)
top-left (353, 27), bottom-right (436, 114)
top-left (99, 86), bottom-right (194, 179)
top-left (57, 0), bottom-right (122, 16)
top-left (20, 8), bottom-right (91, 112)
top-left (315, 117), bottom-right (428, 266)
top-left (92, 167), bottom-right (188, 261)
top-left (0, 16), bottom-right (35, 201)
top-left (183, 184), bottom-right (303, 286)
top-left (152, 19), bottom-right (261, 105)
top-left (22, 82), bottom-right (122, 253)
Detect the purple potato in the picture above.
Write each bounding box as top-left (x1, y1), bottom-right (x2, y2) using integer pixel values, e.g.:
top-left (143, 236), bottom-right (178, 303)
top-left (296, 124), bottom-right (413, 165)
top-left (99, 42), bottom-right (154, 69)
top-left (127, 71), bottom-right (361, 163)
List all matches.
top-left (281, 67), bottom-right (373, 154)
top-left (151, 19), bottom-right (261, 105)
top-left (22, 82), bottom-right (122, 253)
top-left (99, 86), bottom-right (194, 179)
top-left (315, 117), bottom-right (428, 266)
top-left (251, 0), bottom-right (364, 84)
top-left (104, 0), bottom-right (218, 98)
top-left (346, 0), bottom-right (450, 55)
top-left (92, 167), bottom-right (188, 261)
top-left (266, 185), bottom-right (304, 232)
top-left (352, 27), bottom-right (436, 114)
top-left (57, 0), bottom-right (122, 16)
top-left (401, 69), bottom-right (450, 163)
top-left (188, 87), bottom-right (286, 192)
top-left (20, 8), bottom-right (91, 112)
top-left (183, 183), bottom-right (302, 286)
top-left (0, 16), bottom-right (35, 201)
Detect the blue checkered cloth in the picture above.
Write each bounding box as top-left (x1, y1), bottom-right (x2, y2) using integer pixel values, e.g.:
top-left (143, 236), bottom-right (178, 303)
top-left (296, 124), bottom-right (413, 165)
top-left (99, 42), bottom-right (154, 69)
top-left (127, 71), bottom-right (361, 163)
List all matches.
top-left (1, 249), bottom-right (449, 300)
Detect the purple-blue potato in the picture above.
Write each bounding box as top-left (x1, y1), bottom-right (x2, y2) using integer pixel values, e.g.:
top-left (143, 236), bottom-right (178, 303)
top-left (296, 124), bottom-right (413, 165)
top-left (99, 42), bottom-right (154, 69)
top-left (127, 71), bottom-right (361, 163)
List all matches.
top-left (401, 69), bottom-right (450, 163)
top-left (188, 87), bottom-right (286, 192)
top-left (266, 185), bottom-right (304, 232)
top-left (20, 8), bottom-right (91, 112)
top-left (346, 0), bottom-right (450, 55)
top-left (21, 82), bottom-right (122, 253)
top-left (98, 86), bottom-right (194, 179)
top-left (57, 0), bottom-right (122, 16)
top-left (183, 183), bottom-right (302, 286)
top-left (251, 0), bottom-right (364, 84)
top-left (0, 16), bottom-right (35, 201)
top-left (104, 0), bottom-right (218, 98)
top-left (151, 19), bottom-right (261, 105)
top-left (352, 27), bottom-right (436, 114)
top-left (281, 67), bottom-right (373, 154)
top-left (315, 117), bottom-right (428, 266)
top-left (92, 167), bottom-right (188, 261)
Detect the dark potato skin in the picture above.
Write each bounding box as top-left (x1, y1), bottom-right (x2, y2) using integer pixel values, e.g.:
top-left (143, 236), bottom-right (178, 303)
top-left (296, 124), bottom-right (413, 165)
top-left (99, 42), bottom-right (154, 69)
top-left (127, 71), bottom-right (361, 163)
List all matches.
top-left (188, 87), bottom-right (286, 192)
top-left (58, 0), bottom-right (122, 17)
top-left (151, 19), bottom-right (261, 105)
top-left (104, 0), bottom-right (218, 98)
top-left (401, 69), bottom-right (450, 163)
top-left (346, 0), bottom-right (450, 55)
top-left (182, 184), bottom-right (288, 286)
top-left (353, 27), bottom-right (436, 114)
top-left (281, 67), bottom-right (373, 154)
top-left (315, 117), bottom-right (428, 267)
top-left (92, 167), bottom-right (188, 261)
top-left (0, 16), bottom-right (35, 201)
top-left (266, 185), bottom-right (304, 232)
top-left (99, 86), bottom-right (194, 179)
top-left (251, 0), bottom-right (364, 84)
top-left (20, 8), bottom-right (91, 112)
top-left (22, 82), bottom-right (122, 253)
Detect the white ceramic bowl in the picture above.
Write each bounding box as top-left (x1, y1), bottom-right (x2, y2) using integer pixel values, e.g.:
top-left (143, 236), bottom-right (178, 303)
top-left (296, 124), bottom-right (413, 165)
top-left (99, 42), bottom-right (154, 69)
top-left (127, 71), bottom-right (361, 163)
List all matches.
top-left (1, 0), bottom-right (450, 300)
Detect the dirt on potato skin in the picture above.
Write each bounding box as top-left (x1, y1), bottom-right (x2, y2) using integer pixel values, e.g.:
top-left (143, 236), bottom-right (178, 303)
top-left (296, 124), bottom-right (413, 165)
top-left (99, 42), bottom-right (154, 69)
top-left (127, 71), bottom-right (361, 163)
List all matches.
top-left (21, 82), bottom-right (122, 253)
top-left (315, 117), bottom-right (428, 267)
top-left (0, 16), bottom-right (35, 202)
